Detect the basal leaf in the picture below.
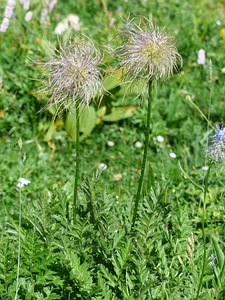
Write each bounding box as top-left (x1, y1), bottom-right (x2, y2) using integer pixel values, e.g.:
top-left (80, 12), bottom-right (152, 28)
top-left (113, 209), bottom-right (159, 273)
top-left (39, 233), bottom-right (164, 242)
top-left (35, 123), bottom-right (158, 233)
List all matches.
top-left (65, 106), bottom-right (97, 141)
top-left (43, 123), bottom-right (56, 142)
top-left (103, 68), bottom-right (122, 91)
top-left (103, 105), bottom-right (136, 122)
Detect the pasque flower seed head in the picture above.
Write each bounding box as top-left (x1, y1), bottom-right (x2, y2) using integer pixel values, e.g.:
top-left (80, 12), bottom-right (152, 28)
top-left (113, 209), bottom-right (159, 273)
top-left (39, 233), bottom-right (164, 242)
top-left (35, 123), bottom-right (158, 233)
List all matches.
top-left (114, 18), bottom-right (182, 88)
top-left (39, 37), bottom-right (104, 115)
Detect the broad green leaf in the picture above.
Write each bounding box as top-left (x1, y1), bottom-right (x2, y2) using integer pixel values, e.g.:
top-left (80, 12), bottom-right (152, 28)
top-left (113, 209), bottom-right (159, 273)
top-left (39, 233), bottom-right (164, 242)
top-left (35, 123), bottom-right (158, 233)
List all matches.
top-left (79, 106), bottom-right (97, 141)
top-left (65, 106), bottom-right (97, 141)
top-left (103, 105), bottom-right (136, 122)
top-left (43, 123), bottom-right (56, 142)
top-left (103, 68), bottom-right (122, 91)
top-left (96, 106), bottom-right (107, 124)
top-left (117, 78), bottom-right (146, 96)
top-left (96, 106), bottom-right (107, 118)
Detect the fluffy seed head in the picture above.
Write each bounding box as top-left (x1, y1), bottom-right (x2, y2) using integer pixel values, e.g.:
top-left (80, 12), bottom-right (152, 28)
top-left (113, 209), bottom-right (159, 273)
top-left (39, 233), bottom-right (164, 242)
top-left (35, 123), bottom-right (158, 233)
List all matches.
top-left (208, 124), bottom-right (225, 163)
top-left (39, 37), bottom-right (104, 115)
top-left (114, 18), bottom-right (182, 88)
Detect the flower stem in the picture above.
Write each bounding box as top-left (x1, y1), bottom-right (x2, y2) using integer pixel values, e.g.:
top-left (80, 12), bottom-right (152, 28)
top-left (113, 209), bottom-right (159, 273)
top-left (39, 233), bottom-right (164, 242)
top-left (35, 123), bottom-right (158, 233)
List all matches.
top-left (132, 81), bottom-right (153, 227)
top-left (73, 104), bottom-right (80, 223)
top-left (195, 165), bottom-right (211, 299)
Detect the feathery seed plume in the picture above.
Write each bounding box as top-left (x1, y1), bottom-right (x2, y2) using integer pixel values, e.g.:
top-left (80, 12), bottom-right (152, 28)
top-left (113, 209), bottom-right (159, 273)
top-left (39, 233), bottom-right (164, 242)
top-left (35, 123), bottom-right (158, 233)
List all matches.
top-left (39, 37), bottom-right (104, 115)
top-left (114, 17), bottom-right (182, 91)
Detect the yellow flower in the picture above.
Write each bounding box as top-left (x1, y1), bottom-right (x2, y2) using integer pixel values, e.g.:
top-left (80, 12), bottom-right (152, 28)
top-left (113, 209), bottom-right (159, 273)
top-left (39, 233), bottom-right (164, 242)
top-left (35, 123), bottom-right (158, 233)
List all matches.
top-left (220, 28), bottom-right (225, 37)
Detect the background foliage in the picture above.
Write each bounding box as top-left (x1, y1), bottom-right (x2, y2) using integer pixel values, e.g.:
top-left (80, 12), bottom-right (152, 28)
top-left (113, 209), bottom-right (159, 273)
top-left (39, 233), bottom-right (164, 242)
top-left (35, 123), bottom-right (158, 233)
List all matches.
top-left (0, 0), bottom-right (225, 299)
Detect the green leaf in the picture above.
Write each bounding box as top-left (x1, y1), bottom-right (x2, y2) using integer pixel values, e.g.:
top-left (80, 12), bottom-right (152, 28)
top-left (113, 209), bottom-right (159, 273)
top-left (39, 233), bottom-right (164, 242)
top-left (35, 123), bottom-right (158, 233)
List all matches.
top-left (18, 138), bottom-right (23, 149)
top-left (100, 265), bottom-right (116, 288)
top-left (79, 106), bottom-right (97, 140)
top-left (48, 106), bottom-right (57, 116)
top-left (211, 235), bottom-right (225, 285)
top-left (103, 105), bottom-right (136, 122)
top-left (65, 106), bottom-right (97, 141)
top-left (35, 38), bottom-right (56, 56)
top-left (43, 123), bottom-right (56, 142)
top-left (103, 69), bottom-right (122, 91)
top-left (96, 106), bottom-right (107, 119)
top-left (212, 235), bottom-right (225, 270)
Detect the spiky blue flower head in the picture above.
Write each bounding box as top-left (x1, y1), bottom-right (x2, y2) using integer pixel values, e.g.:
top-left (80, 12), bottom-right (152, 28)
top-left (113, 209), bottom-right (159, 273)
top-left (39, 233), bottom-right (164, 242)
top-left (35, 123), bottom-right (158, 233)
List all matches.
top-left (211, 124), bottom-right (225, 141)
top-left (208, 124), bottom-right (225, 163)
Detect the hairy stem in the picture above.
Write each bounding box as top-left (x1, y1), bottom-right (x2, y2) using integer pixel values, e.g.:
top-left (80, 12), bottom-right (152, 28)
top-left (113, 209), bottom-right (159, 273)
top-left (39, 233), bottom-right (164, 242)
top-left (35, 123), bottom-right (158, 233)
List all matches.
top-left (132, 81), bottom-right (153, 227)
top-left (15, 140), bottom-right (23, 300)
top-left (73, 104), bottom-right (80, 223)
top-left (195, 165), bottom-right (211, 299)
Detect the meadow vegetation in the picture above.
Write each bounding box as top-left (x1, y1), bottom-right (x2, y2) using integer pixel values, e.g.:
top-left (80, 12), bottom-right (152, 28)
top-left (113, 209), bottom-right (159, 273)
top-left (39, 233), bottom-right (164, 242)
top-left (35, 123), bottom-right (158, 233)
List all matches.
top-left (0, 0), bottom-right (225, 299)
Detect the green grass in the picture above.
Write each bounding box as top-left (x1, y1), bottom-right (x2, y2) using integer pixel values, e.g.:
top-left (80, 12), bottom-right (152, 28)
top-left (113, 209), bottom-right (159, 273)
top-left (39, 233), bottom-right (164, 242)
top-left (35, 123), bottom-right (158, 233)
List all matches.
top-left (0, 0), bottom-right (225, 299)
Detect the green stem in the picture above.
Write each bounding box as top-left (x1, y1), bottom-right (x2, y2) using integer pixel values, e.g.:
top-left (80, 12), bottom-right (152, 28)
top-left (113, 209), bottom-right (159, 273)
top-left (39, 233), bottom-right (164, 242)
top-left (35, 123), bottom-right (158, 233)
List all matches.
top-left (15, 144), bottom-right (22, 300)
top-left (195, 165), bottom-right (211, 299)
top-left (132, 81), bottom-right (153, 228)
top-left (73, 104), bottom-right (80, 223)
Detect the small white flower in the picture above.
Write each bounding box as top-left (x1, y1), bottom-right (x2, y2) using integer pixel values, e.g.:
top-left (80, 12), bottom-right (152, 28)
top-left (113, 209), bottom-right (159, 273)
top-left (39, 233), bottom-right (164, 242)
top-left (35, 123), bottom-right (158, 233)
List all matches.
top-left (221, 68), bottom-right (225, 73)
top-left (157, 135), bottom-right (164, 142)
top-left (98, 163), bottom-right (107, 171)
top-left (17, 178), bottom-right (31, 188)
top-left (114, 174), bottom-right (122, 181)
top-left (7, 0), bottom-right (15, 6)
top-left (54, 20), bottom-right (69, 34)
top-left (134, 141), bottom-right (143, 148)
top-left (107, 141), bottom-right (115, 147)
top-left (54, 14), bottom-right (81, 34)
top-left (207, 253), bottom-right (216, 266)
top-left (169, 152), bottom-right (176, 158)
top-left (67, 14), bottom-right (81, 31)
top-left (24, 139), bottom-right (34, 144)
top-left (4, 5), bottom-right (14, 18)
top-left (22, 0), bottom-right (30, 11)
top-left (49, 0), bottom-right (57, 12)
top-left (216, 20), bottom-right (221, 26)
top-left (39, 7), bottom-right (48, 24)
top-left (197, 49), bottom-right (205, 65)
top-left (25, 11), bottom-right (32, 22)
top-left (0, 18), bottom-right (9, 32)
top-left (202, 165), bottom-right (209, 171)
top-left (109, 17), bottom-right (116, 27)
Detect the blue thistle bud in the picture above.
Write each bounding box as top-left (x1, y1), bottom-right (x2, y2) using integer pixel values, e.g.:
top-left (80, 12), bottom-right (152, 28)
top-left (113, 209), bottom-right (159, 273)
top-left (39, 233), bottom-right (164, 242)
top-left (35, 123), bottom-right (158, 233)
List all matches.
top-left (208, 124), bottom-right (225, 163)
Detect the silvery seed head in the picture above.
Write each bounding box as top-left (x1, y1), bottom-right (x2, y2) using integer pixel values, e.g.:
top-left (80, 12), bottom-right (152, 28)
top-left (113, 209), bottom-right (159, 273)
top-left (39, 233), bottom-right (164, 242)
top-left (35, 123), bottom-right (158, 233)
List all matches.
top-left (113, 18), bottom-right (182, 89)
top-left (39, 37), bottom-right (104, 115)
top-left (208, 124), bottom-right (225, 163)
